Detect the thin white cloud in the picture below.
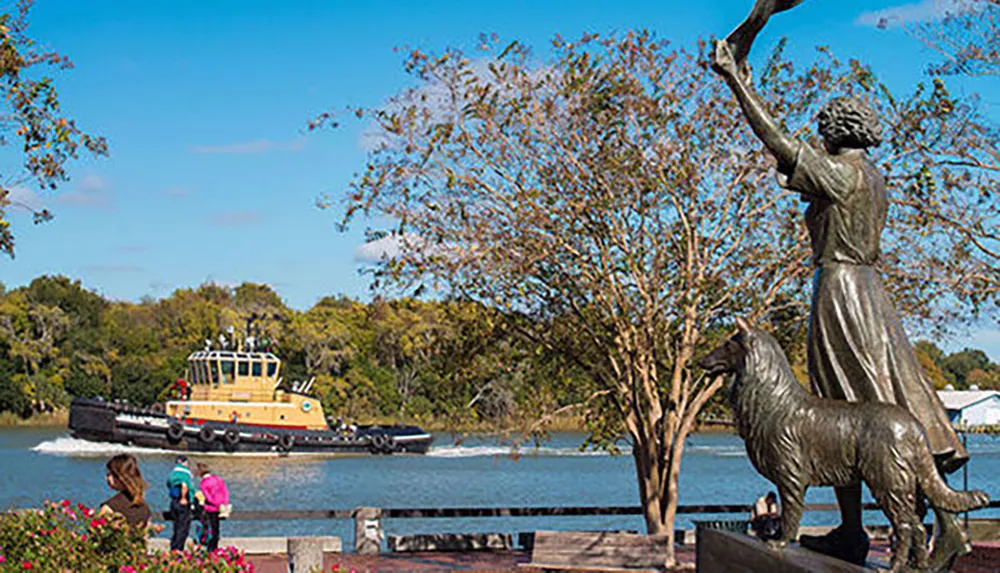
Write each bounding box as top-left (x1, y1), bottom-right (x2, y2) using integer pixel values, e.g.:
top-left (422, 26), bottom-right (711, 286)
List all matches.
top-left (2, 187), bottom-right (45, 211)
top-left (78, 174), bottom-right (110, 193)
top-left (190, 138), bottom-right (306, 154)
top-left (357, 57), bottom-right (555, 152)
top-left (56, 174), bottom-right (113, 209)
top-left (856, 0), bottom-right (974, 28)
top-left (353, 232), bottom-right (442, 263)
top-left (56, 192), bottom-right (112, 209)
top-left (354, 234), bottom-right (404, 262)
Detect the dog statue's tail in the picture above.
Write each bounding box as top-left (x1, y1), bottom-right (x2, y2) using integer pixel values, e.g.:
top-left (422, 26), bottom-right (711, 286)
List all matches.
top-left (917, 449), bottom-right (990, 512)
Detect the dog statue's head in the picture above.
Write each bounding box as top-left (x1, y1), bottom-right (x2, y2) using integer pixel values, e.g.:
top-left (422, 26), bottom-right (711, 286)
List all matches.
top-left (697, 317), bottom-right (752, 377)
top-left (698, 317), bottom-right (799, 398)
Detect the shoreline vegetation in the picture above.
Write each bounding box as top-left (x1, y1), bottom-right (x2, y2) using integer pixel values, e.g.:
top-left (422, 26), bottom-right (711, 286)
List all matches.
top-left (1, 276), bottom-right (997, 437)
top-left (0, 408), bottom-right (739, 438)
top-left (0, 410), bottom-right (68, 427)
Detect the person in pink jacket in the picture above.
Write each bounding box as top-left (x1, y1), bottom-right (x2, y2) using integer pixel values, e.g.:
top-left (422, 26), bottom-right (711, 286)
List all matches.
top-left (196, 463), bottom-right (230, 551)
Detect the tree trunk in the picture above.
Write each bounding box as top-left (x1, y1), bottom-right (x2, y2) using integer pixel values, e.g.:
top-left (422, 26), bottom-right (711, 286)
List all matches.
top-left (631, 427), bottom-right (677, 566)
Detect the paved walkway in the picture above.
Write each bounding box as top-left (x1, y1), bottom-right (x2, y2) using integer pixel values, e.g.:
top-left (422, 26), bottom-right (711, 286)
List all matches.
top-left (243, 540), bottom-right (997, 572)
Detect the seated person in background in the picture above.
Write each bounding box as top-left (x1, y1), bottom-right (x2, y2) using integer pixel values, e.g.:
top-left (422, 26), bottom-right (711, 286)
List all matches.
top-left (750, 491), bottom-right (781, 541)
top-left (99, 453), bottom-right (152, 529)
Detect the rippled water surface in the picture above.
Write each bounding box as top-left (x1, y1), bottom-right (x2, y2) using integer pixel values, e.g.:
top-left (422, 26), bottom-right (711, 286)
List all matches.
top-left (3, 428), bottom-right (998, 544)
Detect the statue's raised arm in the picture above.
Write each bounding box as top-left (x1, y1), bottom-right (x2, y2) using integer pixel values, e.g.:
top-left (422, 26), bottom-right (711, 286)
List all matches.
top-left (725, 0), bottom-right (806, 74)
top-left (712, 0), bottom-right (807, 173)
top-left (710, 40), bottom-right (798, 173)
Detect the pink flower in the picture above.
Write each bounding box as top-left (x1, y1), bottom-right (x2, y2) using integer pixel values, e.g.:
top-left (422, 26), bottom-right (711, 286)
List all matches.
top-left (61, 499), bottom-right (71, 507)
top-left (82, 507), bottom-right (95, 518)
top-left (22, 561), bottom-right (32, 570)
top-left (119, 566), bottom-right (136, 573)
top-left (332, 565), bottom-right (339, 571)
top-left (0, 555), bottom-right (6, 564)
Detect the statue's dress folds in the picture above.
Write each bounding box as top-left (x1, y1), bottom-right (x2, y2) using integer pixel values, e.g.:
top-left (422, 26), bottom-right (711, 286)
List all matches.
top-left (780, 145), bottom-right (968, 473)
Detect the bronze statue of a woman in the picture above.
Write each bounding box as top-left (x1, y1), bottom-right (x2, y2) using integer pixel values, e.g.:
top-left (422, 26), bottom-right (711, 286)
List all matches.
top-left (711, 6), bottom-right (971, 569)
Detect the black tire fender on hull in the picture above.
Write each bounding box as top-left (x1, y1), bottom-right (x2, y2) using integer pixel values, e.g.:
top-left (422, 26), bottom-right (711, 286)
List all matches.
top-left (223, 429), bottom-right (240, 447)
top-left (166, 422), bottom-right (185, 443)
top-left (369, 432), bottom-right (396, 455)
top-left (199, 426), bottom-right (216, 444)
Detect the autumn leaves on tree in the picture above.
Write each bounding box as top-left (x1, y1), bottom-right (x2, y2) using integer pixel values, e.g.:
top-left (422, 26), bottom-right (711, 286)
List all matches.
top-left (0, 0), bottom-right (107, 258)
top-left (317, 29), bottom-right (999, 563)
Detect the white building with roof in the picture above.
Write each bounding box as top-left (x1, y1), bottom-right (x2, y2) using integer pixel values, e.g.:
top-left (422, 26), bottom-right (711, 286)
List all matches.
top-left (937, 388), bottom-right (1000, 427)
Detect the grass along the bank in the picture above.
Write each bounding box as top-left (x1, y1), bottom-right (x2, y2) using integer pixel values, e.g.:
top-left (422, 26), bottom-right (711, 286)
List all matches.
top-left (0, 410), bottom-right (68, 427)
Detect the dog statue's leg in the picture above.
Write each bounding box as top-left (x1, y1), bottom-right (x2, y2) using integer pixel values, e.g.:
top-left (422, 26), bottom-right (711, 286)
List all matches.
top-left (910, 518), bottom-right (929, 571)
top-left (877, 488), bottom-right (922, 573)
top-left (775, 481), bottom-right (806, 548)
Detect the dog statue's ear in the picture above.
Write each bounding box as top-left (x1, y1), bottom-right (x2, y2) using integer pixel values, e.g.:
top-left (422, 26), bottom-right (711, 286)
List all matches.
top-left (735, 316), bottom-right (751, 333)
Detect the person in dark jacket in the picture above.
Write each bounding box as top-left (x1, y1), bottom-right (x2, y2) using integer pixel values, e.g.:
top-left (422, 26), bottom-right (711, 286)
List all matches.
top-left (99, 454), bottom-right (152, 529)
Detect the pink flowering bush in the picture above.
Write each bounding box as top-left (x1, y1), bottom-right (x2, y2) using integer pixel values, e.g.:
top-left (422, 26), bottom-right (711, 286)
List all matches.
top-left (0, 500), bottom-right (253, 572)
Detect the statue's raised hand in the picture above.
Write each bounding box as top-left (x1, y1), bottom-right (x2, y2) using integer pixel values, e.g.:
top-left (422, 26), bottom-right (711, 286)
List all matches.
top-left (711, 40), bottom-right (739, 78)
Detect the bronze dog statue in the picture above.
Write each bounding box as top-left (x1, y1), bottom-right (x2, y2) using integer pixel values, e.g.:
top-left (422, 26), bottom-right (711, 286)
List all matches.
top-left (698, 319), bottom-right (989, 572)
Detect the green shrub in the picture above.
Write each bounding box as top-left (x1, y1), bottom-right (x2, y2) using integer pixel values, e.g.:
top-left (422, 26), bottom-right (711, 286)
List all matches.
top-left (0, 500), bottom-right (253, 572)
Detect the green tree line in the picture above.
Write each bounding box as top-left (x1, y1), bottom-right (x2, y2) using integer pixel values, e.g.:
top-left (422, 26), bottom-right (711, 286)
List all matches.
top-left (0, 275), bottom-right (597, 429)
top-left (1, 275), bottom-right (996, 427)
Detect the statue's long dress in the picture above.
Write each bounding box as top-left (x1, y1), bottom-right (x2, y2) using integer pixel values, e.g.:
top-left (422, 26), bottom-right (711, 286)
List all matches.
top-left (781, 145), bottom-right (968, 473)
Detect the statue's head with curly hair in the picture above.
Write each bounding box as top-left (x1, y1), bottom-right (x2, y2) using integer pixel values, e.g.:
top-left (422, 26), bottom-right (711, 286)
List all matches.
top-left (817, 97), bottom-right (883, 152)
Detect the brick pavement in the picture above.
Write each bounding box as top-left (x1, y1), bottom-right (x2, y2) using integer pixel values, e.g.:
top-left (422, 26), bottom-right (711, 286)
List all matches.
top-left (243, 540), bottom-right (999, 572)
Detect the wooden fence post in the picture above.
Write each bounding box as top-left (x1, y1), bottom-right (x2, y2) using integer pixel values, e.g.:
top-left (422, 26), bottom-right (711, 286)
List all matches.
top-left (353, 506), bottom-right (383, 554)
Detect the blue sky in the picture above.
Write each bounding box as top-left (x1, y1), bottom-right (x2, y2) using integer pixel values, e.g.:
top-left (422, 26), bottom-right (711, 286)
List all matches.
top-left (0, 0), bottom-right (997, 358)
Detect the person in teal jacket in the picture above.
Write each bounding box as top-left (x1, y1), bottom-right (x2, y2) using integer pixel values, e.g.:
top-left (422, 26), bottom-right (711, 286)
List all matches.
top-left (166, 455), bottom-right (196, 550)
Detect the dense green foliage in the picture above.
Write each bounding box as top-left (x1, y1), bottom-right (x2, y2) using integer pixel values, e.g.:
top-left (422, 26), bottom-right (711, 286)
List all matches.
top-left (0, 275), bottom-right (596, 430)
top-left (1, 275), bottom-right (996, 428)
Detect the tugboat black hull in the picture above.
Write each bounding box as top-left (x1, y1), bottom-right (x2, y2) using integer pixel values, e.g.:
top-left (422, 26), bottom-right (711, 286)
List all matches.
top-left (68, 398), bottom-right (433, 455)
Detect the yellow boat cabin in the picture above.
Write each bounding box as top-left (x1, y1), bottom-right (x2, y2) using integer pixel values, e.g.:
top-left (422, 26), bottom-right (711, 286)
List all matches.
top-left (165, 350), bottom-right (328, 430)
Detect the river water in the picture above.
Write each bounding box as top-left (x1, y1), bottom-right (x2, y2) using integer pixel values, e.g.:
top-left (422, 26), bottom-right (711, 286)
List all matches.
top-left (2, 428), bottom-right (998, 546)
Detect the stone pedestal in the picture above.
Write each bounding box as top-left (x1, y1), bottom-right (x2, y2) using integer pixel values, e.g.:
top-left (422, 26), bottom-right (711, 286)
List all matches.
top-left (287, 537), bottom-right (323, 573)
top-left (696, 528), bottom-right (871, 572)
top-left (353, 506), bottom-right (383, 555)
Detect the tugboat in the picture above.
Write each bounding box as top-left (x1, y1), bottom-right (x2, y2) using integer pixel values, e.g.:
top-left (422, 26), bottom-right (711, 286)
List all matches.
top-left (68, 321), bottom-right (433, 455)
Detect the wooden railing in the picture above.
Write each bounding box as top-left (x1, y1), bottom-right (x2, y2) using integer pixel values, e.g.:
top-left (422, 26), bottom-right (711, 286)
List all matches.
top-left (219, 500), bottom-right (1000, 521)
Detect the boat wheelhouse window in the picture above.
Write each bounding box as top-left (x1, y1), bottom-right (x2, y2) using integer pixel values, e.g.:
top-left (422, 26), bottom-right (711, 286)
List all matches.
top-left (188, 365), bottom-right (198, 385)
top-left (251, 361), bottom-right (262, 377)
top-left (221, 360), bottom-right (235, 384)
top-left (200, 362), bottom-right (211, 385)
top-left (267, 362), bottom-right (277, 377)
top-left (238, 361), bottom-right (249, 377)
top-left (209, 360), bottom-right (220, 386)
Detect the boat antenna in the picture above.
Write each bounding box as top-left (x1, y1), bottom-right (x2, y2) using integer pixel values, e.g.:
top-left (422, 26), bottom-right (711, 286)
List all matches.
top-left (302, 376), bottom-right (316, 395)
